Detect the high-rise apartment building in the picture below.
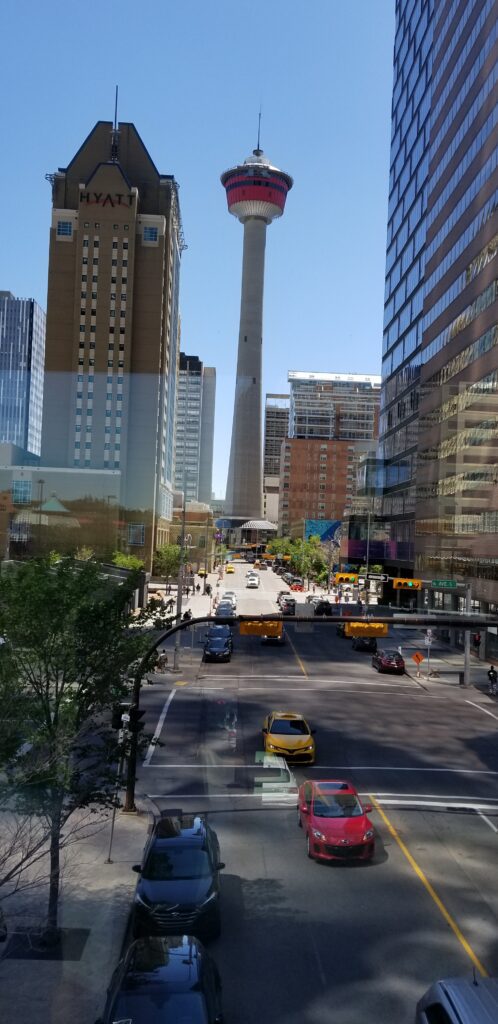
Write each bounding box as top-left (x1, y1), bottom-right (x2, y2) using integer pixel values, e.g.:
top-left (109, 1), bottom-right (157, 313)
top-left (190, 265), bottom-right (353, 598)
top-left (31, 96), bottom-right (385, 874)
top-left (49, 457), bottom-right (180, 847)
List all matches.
top-left (263, 393), bottom-right (289, 523)
top-left (174, 354), bottom-right (216, 504)
top-left (0, 292), bottom-right (45, 456)
top-left (380, 1), bottom-right (498, 618)
top-left (37, 120), bottom-right (184, 561)
top-left (288, 372), bottom-right (381, 440)
top-left (278, 437), bottom-right (374, 537)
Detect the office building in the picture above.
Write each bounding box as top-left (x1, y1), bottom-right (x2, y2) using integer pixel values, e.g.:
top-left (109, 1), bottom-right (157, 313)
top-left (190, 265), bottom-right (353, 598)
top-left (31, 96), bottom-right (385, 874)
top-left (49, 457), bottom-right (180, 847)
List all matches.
top-left (263, 393), bottom-right (289, 523)
top-left (288, 371), bottom-right (381, 440)
top-left (174, 354), bottom-right (216, 504)
top-left (34, 119), bottom-right (185, 564)
top-left (0, 292), bottom-right (46, 456)
top-left (221, 146), bottom-right (293, 519)
top-left (380, 0), bottom-right (498, 620)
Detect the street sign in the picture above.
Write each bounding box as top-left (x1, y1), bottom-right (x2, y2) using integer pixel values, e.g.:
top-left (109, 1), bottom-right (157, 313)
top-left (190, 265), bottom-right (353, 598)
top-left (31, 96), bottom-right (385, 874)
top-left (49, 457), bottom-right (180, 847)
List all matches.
top-left (424, 637), bottom-right (433, 646)
top-left (367, 573), bottom-right (389, 582)
top-left (358, 576), bottom-right (365, 585)
top-left (431, 579), bottom-right (457, 588)
top-left (412, 652), bottom-right (424, 665)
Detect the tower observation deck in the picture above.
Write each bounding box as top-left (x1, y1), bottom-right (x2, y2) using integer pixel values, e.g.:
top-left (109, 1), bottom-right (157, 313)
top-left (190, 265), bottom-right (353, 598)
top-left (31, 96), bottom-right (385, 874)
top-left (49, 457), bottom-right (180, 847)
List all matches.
top-left (221, 148), bottom-right (293, 519)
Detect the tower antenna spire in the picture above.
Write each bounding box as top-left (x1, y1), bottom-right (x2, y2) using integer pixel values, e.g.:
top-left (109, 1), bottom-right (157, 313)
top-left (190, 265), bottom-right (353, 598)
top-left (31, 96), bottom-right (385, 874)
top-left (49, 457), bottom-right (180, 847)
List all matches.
top-left (256, 106), bottom-right (262, 154)
top-left (111, 85), bottom-right (120, 160)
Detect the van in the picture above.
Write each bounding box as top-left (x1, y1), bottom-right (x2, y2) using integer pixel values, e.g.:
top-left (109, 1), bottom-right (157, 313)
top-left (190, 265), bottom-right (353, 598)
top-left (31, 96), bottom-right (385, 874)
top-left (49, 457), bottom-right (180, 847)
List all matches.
top-left (416, 976), bottom-right (498, 1023)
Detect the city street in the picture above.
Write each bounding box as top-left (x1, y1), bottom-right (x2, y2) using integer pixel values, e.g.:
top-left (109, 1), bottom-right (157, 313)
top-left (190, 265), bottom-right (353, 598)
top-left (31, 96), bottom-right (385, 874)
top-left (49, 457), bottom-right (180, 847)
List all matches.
top-left (135, 563), bottom-right (498, 1024)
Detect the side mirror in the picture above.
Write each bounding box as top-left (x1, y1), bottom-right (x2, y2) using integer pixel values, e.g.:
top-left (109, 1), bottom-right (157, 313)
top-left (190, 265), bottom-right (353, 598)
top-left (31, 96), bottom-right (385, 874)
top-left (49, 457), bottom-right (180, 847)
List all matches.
top-left (363, 804), bottom-right (373, 813)
top-left (300, 805), bottom-right (309, 814)
top-left (216, 862), bottom-right (226, 870)
top-left (132, 864), bottom-right (141, 873)
top-left (262, 727), bottom-right (267, 734)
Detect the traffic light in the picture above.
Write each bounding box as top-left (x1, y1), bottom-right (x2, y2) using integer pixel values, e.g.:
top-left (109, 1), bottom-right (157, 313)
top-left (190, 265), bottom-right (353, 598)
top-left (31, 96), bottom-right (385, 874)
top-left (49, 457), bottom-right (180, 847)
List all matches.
top-left (111, 702), bottom-right (131, 730)
top-left (128, 705), bottom-right (146, 734)
top-left (335, 573), bottom-right (359, 585)
top-left (392, 578), bottom-right (422, 590)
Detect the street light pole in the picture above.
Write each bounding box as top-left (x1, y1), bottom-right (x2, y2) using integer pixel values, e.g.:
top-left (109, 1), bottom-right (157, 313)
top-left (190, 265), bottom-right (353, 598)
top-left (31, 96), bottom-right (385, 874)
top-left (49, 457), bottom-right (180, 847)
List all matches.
top-left (364, 508), bottom-right (371, 611)
top-left (463, 580), bottom-right (472, 687)
top-left (203, 512), bottom-right (209, 594)
top-left (173, 497), bottom-right (188, 671)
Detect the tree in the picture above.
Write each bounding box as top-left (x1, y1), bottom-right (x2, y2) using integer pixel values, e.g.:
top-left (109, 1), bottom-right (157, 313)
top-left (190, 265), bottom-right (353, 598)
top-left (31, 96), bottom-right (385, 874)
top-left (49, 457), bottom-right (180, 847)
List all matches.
top-left (153, 543), bottom-right (181, 579)
top-left (0, 557), bottom-right (151, 942)
top-left (112, 550), bottom-right (145, 571)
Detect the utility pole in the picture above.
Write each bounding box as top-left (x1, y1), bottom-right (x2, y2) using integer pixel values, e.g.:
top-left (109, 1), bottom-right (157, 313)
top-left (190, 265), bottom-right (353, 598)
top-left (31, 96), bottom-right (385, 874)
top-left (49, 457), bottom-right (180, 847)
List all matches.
top-left (327, 541), bottom-right (333, 594)
top-left (172, 500), bottom-right (188, 671)
top-left (463, 580), bottom-right (472, 687)
top-left (203, 512), bottom-right (209, 594)
top-left (364, 507), bottom-right (371, 611)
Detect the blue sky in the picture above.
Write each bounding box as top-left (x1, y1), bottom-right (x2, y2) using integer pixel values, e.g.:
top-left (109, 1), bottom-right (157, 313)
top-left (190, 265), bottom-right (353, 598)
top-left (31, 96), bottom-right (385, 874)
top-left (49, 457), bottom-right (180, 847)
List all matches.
top-left (1, 0), bottom-right (395, 496)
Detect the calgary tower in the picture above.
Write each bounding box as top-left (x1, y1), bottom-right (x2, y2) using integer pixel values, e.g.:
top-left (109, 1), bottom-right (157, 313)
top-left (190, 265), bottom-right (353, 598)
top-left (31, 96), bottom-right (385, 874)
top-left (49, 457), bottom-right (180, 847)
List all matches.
top-left (221, 140), bottom-right (293, 519)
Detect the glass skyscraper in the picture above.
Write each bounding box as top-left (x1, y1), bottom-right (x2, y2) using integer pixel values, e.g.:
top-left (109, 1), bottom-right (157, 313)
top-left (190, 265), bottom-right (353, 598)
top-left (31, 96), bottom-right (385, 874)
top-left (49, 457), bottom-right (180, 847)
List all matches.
top-left (381, 0), bottom-right (498, 622)
top-left (0, 291), bottom-right (46, 456)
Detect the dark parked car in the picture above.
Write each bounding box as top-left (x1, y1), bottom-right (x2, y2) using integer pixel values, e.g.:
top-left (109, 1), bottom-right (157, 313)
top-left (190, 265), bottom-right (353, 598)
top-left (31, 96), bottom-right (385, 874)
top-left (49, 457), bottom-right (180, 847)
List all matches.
top-left (352, 636), bottom-right (378, 652)
top-left (203, 637), bottom-right (231, 662)
top-left (372, 649), bottom-right (405, 674)
top-left (314, 600), bottom-right (332, 616)
top-left (132, 814), bottom-right (225, 940)
top-left (96, 935), bottom-right (224, 1024)
top-left (205, 624), bottom-right (233, 650)
top-left (280, 597), bottom-right (296, 615)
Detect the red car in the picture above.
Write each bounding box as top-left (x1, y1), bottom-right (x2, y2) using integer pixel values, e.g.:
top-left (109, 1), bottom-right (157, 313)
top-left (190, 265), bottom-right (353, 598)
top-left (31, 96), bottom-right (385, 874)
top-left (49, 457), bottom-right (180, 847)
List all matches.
top-left (297, 780), bottom-right (375, 862)
top-left (371, 648), bottom-right (405, 674)
top-left (290, 578), bottom-right (304, 592)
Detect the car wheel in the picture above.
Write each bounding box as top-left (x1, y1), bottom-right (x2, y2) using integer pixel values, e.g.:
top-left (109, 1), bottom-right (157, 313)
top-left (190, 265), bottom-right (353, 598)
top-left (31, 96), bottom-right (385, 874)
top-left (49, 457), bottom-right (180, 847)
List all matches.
top-left (297, 807), bottom-right (302, 828)
top-left (306, 833), bottom-right (314, 859)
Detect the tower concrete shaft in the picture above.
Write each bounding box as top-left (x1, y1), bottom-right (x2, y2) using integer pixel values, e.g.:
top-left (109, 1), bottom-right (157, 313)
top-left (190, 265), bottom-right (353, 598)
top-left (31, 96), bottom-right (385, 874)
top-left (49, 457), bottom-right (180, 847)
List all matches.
top-left (221, 147), bottom-right (292, 519)
top-left (225, 217), bottom-right (266, 518)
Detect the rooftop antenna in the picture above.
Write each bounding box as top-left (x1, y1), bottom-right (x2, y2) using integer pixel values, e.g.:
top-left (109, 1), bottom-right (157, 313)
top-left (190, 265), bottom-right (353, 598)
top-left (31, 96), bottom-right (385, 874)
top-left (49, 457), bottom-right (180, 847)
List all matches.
top-left (110, 85), bottom-right (120, 161)
top-left (255, 106), bottom-right (262, 155)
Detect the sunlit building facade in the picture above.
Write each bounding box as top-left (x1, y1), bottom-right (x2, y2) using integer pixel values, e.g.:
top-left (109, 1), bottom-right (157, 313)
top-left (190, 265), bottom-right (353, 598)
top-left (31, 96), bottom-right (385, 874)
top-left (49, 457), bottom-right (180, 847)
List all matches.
top-left (0, 292), bottom-right (45, 456)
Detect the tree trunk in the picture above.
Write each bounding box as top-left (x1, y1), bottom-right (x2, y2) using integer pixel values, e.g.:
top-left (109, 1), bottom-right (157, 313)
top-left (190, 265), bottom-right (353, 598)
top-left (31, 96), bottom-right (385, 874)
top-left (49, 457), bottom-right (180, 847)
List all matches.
top-left (45, 789), bottom-right (63, 942)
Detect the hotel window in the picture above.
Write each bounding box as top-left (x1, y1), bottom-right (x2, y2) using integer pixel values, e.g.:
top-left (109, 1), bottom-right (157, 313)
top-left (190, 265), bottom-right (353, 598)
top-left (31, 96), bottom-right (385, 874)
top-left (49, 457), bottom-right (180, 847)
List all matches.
top-left (92, 258), bottom-right (99, 266)
top-left (112, 259), bottom-right (118, 266)
top-left (94, 239), bottom-right (99, 247)
top-left (92, 276), bottom-right (98, 283)
top-left (82, 257), bottom-right (88, 265)
top-left (84, 222), bottom-right (89, 228)
top-left (122, 259), bottom-right (128, 267)
top-left (94, 223), bottom-right (100, 228)
top-left (83, 240), bottom-right (89, 249)
top-left (57, 220), bottom-right (73, 237)
top-left (79, 325), bottom-right (85, 333)
top-left (124, 224), bottom-right (129, 230)
top-left (81, 275), bottom-right (87, 282)
top-left (123, 240), bottom-right (128, 249)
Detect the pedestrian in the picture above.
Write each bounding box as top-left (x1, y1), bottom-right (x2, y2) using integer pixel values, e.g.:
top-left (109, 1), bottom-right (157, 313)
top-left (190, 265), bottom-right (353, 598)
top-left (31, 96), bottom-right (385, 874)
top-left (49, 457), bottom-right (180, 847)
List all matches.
top-left (335, 594), bottom-right (340, 605)
top-left (196, 583), bottom-right (201, 593)
top-left (357, 597), bottom-right (363, 611)
top-left (185, 585), bottom-right (190, 598)
top-left (205, 583), bottom-right (211, 597)
top-left (487, 665), bottom-right (497, 695)
top-left (312, 583), bottom-right (316, 594)
top-left (167, 598), bottom-right (174, 614)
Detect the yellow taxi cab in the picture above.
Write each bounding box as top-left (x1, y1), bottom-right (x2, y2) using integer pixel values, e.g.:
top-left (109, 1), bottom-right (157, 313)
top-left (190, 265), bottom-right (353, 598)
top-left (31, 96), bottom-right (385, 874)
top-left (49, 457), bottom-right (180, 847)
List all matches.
top-left (262, 711), bottom-right (315, 764)
top-left (225, 564), bottom-right (235, 574)
top-left (197, 568), bottom-right (208, 577)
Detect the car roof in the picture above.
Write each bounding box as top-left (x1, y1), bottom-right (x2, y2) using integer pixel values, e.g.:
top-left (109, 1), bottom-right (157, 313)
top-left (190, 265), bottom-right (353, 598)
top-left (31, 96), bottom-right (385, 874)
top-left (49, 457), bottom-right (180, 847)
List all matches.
top-left (123, 936), bottom-right (204, 988)
top-left (270, 711), bottom-right (305, 721)
top-left (152, 813), bottom-right (208, 841)
top-left (311, 780), bottom-right (357, 795)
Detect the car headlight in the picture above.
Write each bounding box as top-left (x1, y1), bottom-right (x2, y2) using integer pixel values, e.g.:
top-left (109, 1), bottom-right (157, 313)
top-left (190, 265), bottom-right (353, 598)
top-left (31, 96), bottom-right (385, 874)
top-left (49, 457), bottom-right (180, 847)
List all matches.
top-left (266, 742), bottom-right (277, 750)
top-left (198, 891), bottom-right (218, 909)
top-left (134, 892), bottom-right (151, 909)
top-left (301, 744), bottom-right (314, 751)
top-left (312, 828), bottom-right (325, 841)
top-left (363, 829), bottom-right (374, 841)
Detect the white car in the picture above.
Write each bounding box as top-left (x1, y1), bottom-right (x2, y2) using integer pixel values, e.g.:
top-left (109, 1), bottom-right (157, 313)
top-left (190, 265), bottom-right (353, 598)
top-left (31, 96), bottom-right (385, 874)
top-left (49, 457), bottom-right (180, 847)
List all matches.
top-left (221, 592), bottom-right (237, 608)
top-left (246, 577), bottom-right (260, 589)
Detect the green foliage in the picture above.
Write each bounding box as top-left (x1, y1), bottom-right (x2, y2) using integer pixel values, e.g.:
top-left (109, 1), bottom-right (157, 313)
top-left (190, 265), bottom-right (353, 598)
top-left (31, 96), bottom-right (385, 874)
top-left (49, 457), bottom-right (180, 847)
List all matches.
top-left (112, 550), bottom-right (145, 571)
top-left (75, 545), bottom-right (95, 561)
top-left (268, 536), bottom-right (327, 583)
top-left (153, 543), bottom-right (181, 579)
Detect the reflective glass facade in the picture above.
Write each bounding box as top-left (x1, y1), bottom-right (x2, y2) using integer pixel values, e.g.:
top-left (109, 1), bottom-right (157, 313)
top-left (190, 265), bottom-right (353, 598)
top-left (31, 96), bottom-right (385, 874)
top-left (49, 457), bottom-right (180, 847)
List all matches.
top-left (415, 0), bottom-right (498, 603)
top-left (379, 0), bottom-right (433, 568)
top-left (0, 292), bottom-right (45, 456)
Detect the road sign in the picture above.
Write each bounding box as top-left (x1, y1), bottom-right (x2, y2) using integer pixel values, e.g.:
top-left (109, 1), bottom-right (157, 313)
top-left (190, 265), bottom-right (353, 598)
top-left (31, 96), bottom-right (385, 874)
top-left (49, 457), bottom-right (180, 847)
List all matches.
top-left (424, 637), bottom-right (433, 646)
top-left (412, 652), bottom-right (424, 665)
top-left (367, 573), bottom-right (389, 582)
top-left (431, 579), bottom-right (457, 588)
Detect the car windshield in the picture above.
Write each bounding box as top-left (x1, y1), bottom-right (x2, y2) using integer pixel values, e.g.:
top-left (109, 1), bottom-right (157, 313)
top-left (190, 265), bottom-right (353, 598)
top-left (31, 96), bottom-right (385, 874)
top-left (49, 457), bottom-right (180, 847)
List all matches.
top-left (270, 718), bottom-right (309, 735)
top-left (112, 991), bottom-right (209, 1024)
top-left (207, 638), bottom-right (228, 649)
top-left (313, 794), bottom-right (363, 818)
top-left (143, 846), bottom-right (212, 880)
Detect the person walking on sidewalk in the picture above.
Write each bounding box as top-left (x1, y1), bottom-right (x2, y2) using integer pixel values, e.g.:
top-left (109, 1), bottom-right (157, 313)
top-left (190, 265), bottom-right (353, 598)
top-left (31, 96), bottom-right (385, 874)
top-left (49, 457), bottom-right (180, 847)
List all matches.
top-left (487, 665), bottom-right (497, 695)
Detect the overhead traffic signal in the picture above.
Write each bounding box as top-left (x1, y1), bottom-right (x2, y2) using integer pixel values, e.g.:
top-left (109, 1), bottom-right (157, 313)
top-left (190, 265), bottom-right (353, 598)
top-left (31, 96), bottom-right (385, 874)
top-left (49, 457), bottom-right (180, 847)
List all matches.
top-left (335, 573), bottom-right (358, 585)
top-left (393, 578), bottom-right (422, 590)
top-left (345, 622), bottom-right (389, 637)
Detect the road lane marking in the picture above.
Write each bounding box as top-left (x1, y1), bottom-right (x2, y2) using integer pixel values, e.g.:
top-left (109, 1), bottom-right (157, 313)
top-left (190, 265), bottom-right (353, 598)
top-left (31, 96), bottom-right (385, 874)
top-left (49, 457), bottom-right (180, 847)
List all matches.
top-left (175, 680), bottom-right (189, 686)
top-left (143, 688), bottom-right (177, 767)
top-left (370, 799), bottom-right (498, 811)
top-left (286, 632), bottom-right (308, 677)
top-left (465, 700), bottom-right (498, 721)
top-left (315, 765), bottom-right (498, 774)
top-left (478, 811), bottom-right (498, 833)
top-left (369, 794), bottom-right (488, 977)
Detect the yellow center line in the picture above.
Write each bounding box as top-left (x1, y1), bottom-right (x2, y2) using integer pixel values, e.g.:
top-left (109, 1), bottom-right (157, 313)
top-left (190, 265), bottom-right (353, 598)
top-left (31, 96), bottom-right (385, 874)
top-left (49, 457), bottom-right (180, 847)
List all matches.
top-left (175, 680), bottom-right (189, 686)
top-left (287, 630), bottom-right (308, 678)
top-left (369, 794), bottom-right (488, 977)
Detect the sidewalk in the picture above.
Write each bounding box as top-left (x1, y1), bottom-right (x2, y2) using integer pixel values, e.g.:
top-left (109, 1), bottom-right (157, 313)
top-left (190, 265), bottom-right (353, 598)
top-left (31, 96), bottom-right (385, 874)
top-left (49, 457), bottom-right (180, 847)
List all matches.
top-left (392, 625), bottom-right (491, 696)
top-left (0, 805), bottom-right (150, 1024)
